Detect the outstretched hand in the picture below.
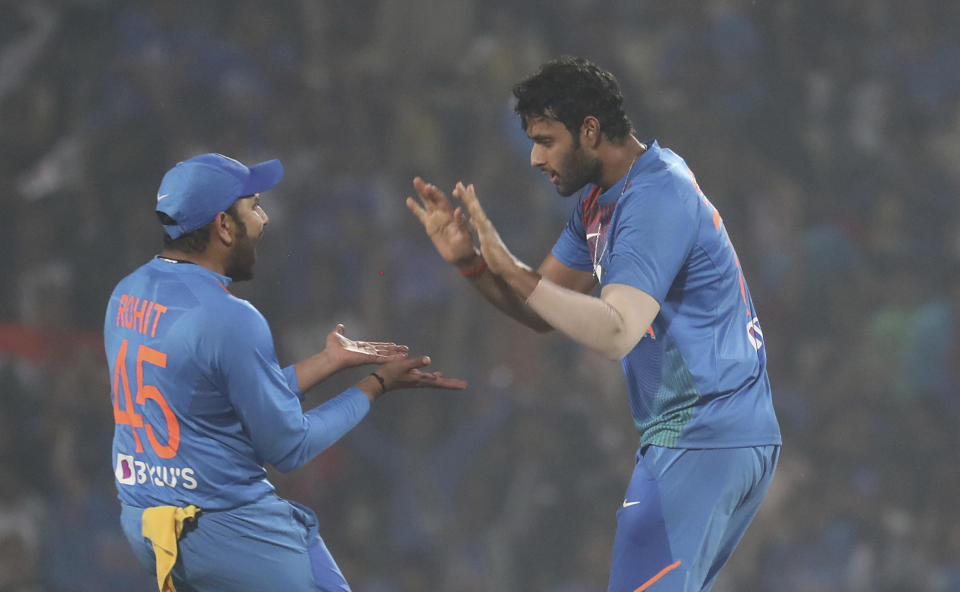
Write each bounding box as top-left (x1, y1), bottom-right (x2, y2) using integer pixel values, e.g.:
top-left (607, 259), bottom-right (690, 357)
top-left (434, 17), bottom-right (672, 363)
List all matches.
top-left (406, 177), bottom-right (478, 265)
top-left (370, 355), bottom-right (468, 399)
top-left (325, 324), bottom-right (408, 370)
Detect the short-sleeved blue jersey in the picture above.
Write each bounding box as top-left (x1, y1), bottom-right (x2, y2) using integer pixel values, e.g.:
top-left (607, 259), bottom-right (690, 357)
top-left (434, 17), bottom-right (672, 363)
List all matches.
top-left (552, 142), bottom-right (780, 448)
top-left (104, 257), bottom-right (370, 510)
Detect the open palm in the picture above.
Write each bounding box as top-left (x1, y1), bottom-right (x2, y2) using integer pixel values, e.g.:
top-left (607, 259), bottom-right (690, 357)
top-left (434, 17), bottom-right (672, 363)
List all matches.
top-left (406, 177), bottom-right (476, 264)
top-left (325, 324), bottom-right (408, 369)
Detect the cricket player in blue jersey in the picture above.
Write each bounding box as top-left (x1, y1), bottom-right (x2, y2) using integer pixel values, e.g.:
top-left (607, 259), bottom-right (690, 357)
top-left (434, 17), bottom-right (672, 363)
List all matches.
top-left (407, 56), bottom-right (781, 591)
top-left (105, 153), bottom-right (467, 591)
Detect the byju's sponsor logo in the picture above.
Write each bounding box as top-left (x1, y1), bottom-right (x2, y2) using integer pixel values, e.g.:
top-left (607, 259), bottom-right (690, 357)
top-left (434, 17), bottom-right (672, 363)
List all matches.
top-left (114, 453), bottom-right (198, 490)
top-left (116, 453), bottom-right (136, 485)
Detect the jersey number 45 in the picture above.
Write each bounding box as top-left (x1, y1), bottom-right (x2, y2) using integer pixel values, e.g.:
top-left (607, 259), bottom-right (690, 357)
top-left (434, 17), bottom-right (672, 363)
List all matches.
top-left (112, 339), bottom-right (180, 459)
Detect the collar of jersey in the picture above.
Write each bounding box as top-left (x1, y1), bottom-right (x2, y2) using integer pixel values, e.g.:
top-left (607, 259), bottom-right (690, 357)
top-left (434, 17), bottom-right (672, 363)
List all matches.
top-left (150, 256), bottom-right (233, 287)
top-left (593, 139), bottom-right (660, 205)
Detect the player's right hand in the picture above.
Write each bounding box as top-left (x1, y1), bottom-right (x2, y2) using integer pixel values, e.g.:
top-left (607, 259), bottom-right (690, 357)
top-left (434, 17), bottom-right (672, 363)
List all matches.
top-left (406, 177), bottom-right (477, 266)
top-left (361, 355), bottom-right (467, 401)
top-left (325, 324), bottom-right (408, 369)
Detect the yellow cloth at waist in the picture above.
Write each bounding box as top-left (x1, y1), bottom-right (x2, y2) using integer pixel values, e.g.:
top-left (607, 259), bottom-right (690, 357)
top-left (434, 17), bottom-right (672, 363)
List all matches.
top-left (141, 504), bottom-right (201, 592)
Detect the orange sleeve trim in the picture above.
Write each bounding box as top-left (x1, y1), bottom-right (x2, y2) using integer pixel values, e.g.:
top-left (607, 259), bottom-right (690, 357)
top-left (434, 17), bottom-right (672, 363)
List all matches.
top-left (633, 560), bottom-right (682, 592)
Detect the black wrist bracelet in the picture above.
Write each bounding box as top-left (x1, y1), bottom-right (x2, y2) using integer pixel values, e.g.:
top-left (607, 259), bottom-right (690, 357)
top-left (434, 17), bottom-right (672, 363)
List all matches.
top-left (370, 372), bottom-right (386, 394)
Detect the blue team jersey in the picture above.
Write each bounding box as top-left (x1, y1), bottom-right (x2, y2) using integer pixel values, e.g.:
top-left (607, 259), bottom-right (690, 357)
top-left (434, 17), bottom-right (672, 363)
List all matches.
top-left (104, 257), bottom-right (370, 510)
top-left (551, 141), bottom-right (781, 448)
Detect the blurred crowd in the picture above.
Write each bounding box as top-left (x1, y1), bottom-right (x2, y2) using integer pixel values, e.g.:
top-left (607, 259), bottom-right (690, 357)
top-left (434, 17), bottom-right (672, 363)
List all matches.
top-left (2, 0), bottom-right (959, 590)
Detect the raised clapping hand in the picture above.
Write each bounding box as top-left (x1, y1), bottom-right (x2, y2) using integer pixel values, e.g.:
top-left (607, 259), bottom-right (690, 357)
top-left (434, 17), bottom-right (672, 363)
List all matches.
top-left (451, 182), bottom-right (521, 277)
top-left (326, 324), bottom-right (409, 369)
top-left (406, 177), bottom-right (478, 266)
top-left (407, 178), bottom-right (522, 277)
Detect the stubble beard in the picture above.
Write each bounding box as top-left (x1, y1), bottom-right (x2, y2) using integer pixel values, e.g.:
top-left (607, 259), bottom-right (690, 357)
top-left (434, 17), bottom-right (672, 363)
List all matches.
top-left (555, 142), bottom-right (602, 197)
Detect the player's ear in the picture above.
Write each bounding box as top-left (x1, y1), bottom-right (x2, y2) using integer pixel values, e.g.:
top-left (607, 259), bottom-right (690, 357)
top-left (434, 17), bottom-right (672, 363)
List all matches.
top-left (581, 116), bottom-right (601, 147)
top-left (213, 211), bottom-right (233, 246)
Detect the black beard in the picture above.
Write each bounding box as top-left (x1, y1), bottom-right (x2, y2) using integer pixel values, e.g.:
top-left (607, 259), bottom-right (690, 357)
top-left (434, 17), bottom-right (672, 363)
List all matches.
top-left (556, 142), bottom-right (602, 197)
top-left (224, 220), bottom-right (257, 282)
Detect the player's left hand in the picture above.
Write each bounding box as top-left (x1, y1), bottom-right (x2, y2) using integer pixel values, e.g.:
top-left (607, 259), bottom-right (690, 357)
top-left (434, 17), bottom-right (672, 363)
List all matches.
top-left (453, 182), bottom-right (520, 277)
top-left (376, 355), bottom-right (468, 393)
top-left (325, 324), bottom-right (409, 369)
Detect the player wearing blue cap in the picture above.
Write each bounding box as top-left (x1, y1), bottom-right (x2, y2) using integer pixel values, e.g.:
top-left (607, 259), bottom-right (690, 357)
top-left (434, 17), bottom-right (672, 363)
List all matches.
top-left (106, 153), bottom-right (467, 591)
top-left (407, 57), bottom-right (780, 591)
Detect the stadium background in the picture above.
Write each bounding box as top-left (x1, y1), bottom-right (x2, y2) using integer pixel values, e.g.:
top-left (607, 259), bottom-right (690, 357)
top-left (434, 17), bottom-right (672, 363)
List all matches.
top-left (2, 1), bottom-right (959, 590)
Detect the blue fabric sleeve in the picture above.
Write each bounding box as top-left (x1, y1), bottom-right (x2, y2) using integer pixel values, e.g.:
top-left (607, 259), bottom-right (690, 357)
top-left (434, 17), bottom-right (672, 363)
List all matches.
top-left (604, 186), bottom-right (697, 303)
top-left (551, 201), bottom-right (593, 271)
top-left (282, 364), bottom-right (303, 400)
top-left (212, 302), bottom-right (370, 472)
top-left (298, 387), bottom-right (371, 464)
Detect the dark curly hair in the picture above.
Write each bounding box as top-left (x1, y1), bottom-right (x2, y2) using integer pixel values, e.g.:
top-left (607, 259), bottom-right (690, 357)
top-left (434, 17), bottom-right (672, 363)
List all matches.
top-left (513, 56), bottom-right (634, 143)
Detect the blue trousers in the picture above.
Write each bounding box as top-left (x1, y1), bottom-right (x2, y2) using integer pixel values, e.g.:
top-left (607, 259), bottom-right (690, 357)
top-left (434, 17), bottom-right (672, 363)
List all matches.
top-left (607, 445), bottom-right (779, 592)
top-left (121, 494), bottom-right (350, 591)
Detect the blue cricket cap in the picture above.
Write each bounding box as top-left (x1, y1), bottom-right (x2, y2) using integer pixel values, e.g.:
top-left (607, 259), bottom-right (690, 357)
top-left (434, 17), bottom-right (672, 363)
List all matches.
top-left (156, 153), bottom-right (283, 239)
